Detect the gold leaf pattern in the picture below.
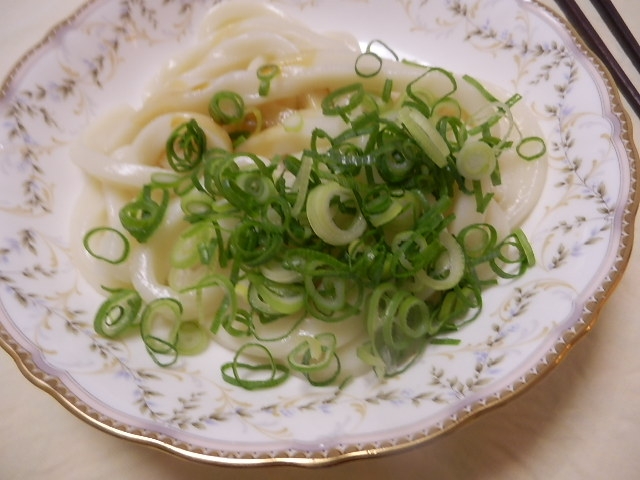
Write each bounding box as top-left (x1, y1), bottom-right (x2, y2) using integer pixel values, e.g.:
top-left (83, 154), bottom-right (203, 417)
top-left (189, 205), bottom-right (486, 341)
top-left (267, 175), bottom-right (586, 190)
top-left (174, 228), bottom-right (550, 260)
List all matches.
top-left (0, 0), bottom-right (635, 464)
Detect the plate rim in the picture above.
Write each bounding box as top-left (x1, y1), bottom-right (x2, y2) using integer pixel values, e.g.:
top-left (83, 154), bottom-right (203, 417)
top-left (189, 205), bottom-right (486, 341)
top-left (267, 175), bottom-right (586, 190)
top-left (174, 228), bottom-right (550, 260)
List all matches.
top-left (0, 0), bottom-right (638, 466)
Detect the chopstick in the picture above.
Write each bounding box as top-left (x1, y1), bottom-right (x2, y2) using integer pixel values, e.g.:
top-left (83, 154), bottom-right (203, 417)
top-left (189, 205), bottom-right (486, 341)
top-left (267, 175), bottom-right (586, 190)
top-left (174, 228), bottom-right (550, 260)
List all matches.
top-left (557, 0), bottom-right (640, 119)
top-left (588, 0), bottom-right (640, 73)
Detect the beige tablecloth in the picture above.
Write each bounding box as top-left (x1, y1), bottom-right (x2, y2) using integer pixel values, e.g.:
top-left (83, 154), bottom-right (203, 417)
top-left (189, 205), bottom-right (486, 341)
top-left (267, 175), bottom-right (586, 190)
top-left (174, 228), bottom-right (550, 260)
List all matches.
top-left (1, 1), bottom-right (639, 478)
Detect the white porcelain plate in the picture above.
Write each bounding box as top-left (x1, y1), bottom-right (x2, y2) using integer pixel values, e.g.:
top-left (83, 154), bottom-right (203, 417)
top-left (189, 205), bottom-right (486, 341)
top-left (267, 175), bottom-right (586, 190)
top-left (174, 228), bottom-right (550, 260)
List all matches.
top-left (0, 0), bottom-right (637, 465)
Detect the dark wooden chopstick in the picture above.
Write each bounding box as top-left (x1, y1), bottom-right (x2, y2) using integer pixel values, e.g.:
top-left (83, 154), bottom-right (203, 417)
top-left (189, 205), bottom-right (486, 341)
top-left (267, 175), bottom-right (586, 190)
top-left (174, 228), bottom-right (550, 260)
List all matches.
top-left (557, 0), bottom-right (640, 119)
top-left (588, 0), bottom-right (640, 73)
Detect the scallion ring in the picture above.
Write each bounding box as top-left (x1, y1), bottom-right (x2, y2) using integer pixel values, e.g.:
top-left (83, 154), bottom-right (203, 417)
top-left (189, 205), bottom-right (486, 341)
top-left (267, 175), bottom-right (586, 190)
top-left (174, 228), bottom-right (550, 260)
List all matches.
top-left (516, 136), bottom-right (547, 161)
top-left (420, 231), bottom-right (465, 290)
top-left (140, 297), bottom-right (183, 367)
top-left (83, 227), bottom-right (130, 265)
top-left (455, 140), bottom-right (497, 180)
top-left (398, 105), bottom-right (450, 167)
top-left (176, 321), bottom-right (209, 356)
top-left (321, 83), bottom-right (365, 119)
top-left (306, 181), bottom-right (367, 246)
top-left (257, 64), bottom-right (280, 96)
top-left (166, 119), bottom-right (206, 173)
top-left (287, 333), bottom-right (337, 373)
top-left (94, 289), bottom-right (142, 338)
top-left (209, 91), bottom-right (245, 124)
top-left (220, 343), bottom-right (289, 390)
top-left (355, 51), bottom-right (383, 78)
top-left (119, 185), bottom-right (169, 243)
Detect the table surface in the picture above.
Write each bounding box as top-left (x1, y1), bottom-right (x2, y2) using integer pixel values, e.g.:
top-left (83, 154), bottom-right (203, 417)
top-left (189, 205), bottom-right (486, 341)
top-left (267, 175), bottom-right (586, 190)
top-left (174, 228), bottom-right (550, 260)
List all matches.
top-left (1, 1), bottom-right (639, 479)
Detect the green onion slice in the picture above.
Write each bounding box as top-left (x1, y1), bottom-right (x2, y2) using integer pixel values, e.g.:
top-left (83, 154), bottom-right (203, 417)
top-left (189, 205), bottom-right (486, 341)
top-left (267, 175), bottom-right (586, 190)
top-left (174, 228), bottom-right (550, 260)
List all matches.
top-left (257, 64), bottom-right (280, 96)
top-left (419, 231), bottom-right (465, 291)
top-left (516, 136), bottom-right (547, 161)
top-left (489, 228), bottom-right (535, 278)
top-left (176, 321), bottom-right (209, 356)
top-left (220, 343), bottom-right (289, 390)
top-left (166, 119), bottom-right (206, 173)
top-left (85, 51), bottom-right (546, 390)
top-left (180, 274), bottom-right (237, 334)
top-left (83, 227), bottom-right (130, 264)
top-left (287, 333), bottom-right (337, 373)
top-left (398, 105), bottom-right (450, 167)
top-left (321, 83), bottom-right (365, 119)
top-left (94, 289), bottom-right (142, 338)
top-left (455, 140), bottom-right (497, 180)
top-left (119, 185), bottom-right (169, 243)
top-left (140, 297), bottom-right (183, 367)
top-left (355, 51), bottom-right (383, 78)
top-left (209, 91), bottom-right (245, 124)
top-left (306, 181), bottom-right (367, 246)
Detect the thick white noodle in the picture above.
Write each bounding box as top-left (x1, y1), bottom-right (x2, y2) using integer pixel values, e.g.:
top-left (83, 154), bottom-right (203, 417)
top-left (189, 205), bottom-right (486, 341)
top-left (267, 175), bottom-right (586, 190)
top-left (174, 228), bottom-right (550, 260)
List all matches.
top-left (70, 0), bottom-right (547, 376)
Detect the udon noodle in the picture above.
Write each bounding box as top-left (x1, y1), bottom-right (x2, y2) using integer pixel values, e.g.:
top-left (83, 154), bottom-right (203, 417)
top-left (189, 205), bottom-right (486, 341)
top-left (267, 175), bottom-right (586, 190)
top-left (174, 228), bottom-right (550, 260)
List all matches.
top-left (70, 1), bottom-right (547, 388)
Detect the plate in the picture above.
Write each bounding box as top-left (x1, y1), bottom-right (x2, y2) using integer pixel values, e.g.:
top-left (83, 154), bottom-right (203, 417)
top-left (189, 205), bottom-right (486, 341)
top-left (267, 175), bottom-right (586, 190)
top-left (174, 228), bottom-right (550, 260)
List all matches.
top-left (0, 0), bottom-right (637, 466)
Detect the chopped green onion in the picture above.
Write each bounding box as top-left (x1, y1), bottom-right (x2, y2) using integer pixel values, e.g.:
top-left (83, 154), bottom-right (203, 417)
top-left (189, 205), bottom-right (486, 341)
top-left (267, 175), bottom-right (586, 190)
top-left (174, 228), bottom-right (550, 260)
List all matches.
top-left (166, 119), bottom-right (206, 172)
top-left (257, 64), bottom-right (280, 96)
top-left (119, 185), bottom-right (169, 243)
top-left (406, 67), bottom-right (457, 112)
top-left (304, 353), bottom-right (341, 386)
top-left (306, 181), bottom-right (367, 246)
top-left (94, 289), bottom-right (142, 338)
top-left (516, 136), bottom-right (547, 161)
top-left (472, 179), bottom-right (495, 214)
top-left (287, 333), bottom-right (336, 373)
top-left (398, 105), bottom-right (450, 167)
top-left (180, 274), bottom-right (237, 333)
top-left (140, 297), bottom-right (183, 367)
top-left (455, 140), bottom-right (497, 180)
top-left (321, 83), bottom-right (365, 119)
top-left (248, 276), bottom-right (305, 316)
top-left (85, 43), bottom-right (545, 390)
top-left (220, 343), bottom-right (289, 390)
top-left (365, 284), bottom-right (426, 376)
top-left (436, 115), bottom-right (467, 152)
top-left (364, 39), bottom-right (399, 61)
top-left (463, 74), bottom-right (501, 103)
top-left (456, 223), bottom-right (499, 262)
top-left (355, 51), bottom-right (383, 78)
top-left (419, 231), bottom-right (465, 291)
top-left (83, 227), bottom-right (130, 264)
top-left (171, 222), bottom-right (217, 268)
top-left (282, 111), bottom-right (304, 132)
top-left (489, 228), bottom-right (536, 278)
top-left (382, 78), bottom-right (393, 102)
top-left (176, 321), bottom-right (209, 355)
top-left (431, 97), bottom-right (462, 123)
top-left (209, 91), bottom-right (245, 124)
top-left (225, 309), bottom-right (253, 337)
top-left (230, 220), bottom-right (283, 267)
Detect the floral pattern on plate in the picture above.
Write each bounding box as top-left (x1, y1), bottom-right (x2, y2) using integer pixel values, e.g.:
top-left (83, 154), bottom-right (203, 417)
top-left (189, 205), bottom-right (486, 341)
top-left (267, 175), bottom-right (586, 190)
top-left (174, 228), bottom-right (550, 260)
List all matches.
top-left (0, 0), bottom-right (636, 465)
